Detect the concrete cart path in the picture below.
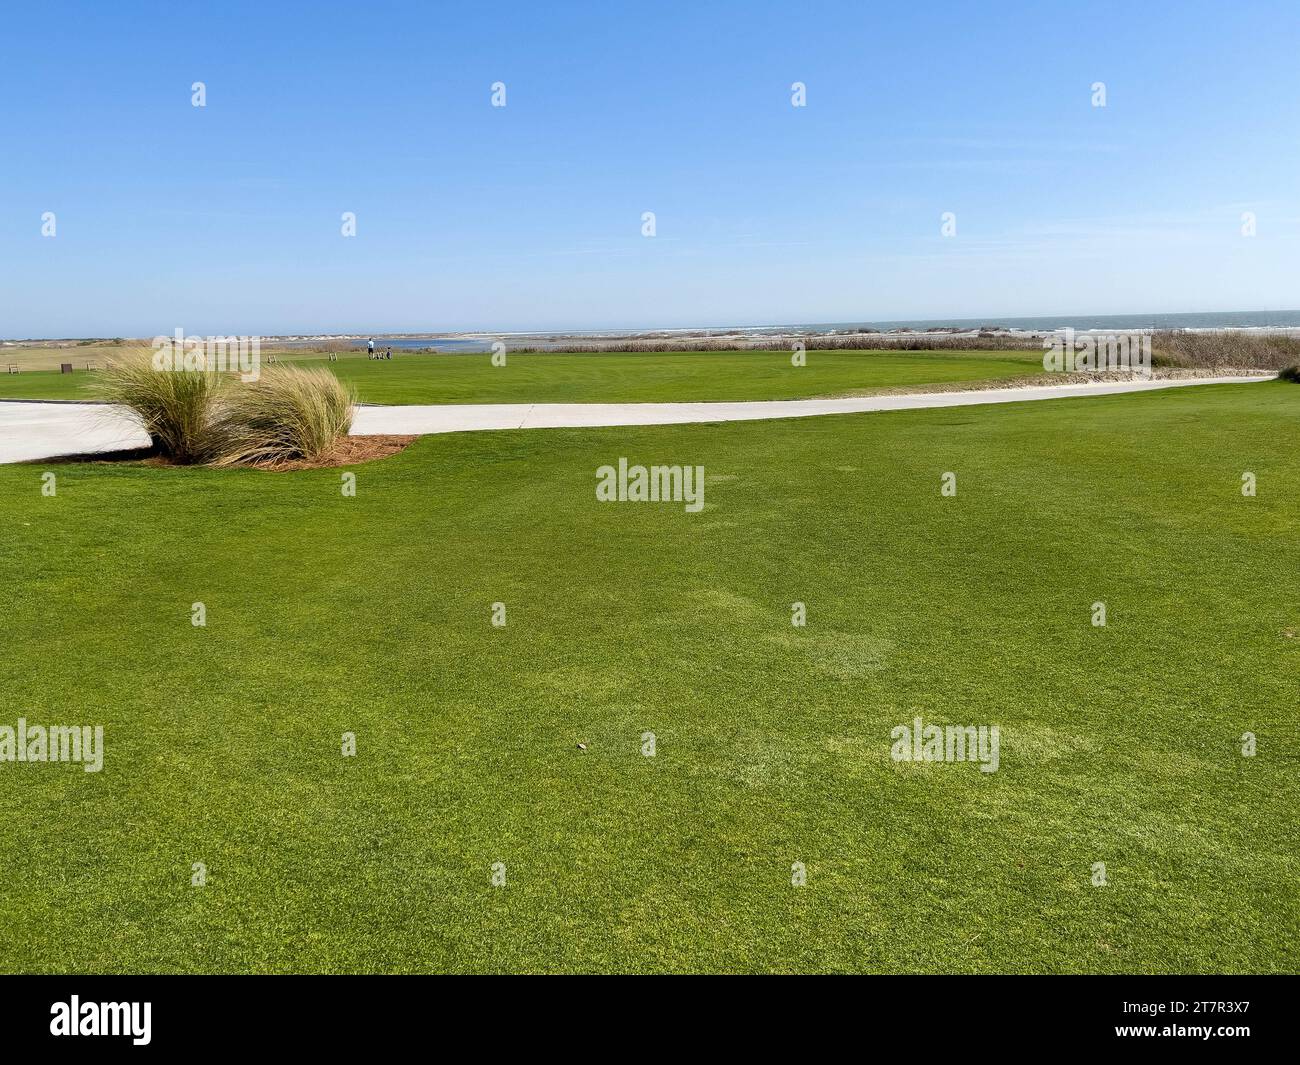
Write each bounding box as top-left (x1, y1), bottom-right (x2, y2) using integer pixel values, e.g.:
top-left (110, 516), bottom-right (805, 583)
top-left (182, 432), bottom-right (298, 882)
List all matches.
top-left (0, 375), bottom-right (1273, 464)
top-left (0, 400), bottom-right (154, 464)
top-left (349, 376), bottom-right (1270, 432)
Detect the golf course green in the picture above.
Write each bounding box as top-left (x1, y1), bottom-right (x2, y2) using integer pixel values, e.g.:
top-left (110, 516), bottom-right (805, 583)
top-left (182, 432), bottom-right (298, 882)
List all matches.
top-left (0, 379), bottom-right (1295, 973)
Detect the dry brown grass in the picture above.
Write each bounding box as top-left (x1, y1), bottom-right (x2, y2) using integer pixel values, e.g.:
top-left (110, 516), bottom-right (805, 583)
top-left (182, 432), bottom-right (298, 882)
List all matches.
top-left (1150, 331), bottom-right (1300, 371)
top-left (507, 334), bottom-right (1047, 354)
top-left (508, 329), bottom-right (1300, 367)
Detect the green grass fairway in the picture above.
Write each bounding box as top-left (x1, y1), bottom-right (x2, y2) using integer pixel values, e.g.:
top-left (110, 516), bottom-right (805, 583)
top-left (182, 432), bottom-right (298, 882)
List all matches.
top-left (1, 381), bottom-right (1296, 973)
top-left (0, 371), bottom-right (107, 401)
top-left (325, 349), bottom-right (1045, 404)
top-left (0, 349), bottom-right (1044, 404)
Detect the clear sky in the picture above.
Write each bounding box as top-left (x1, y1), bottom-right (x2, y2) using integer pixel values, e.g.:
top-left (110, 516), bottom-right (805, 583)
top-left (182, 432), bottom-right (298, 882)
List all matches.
top-left (2, 0), bottom-right (1297, 337)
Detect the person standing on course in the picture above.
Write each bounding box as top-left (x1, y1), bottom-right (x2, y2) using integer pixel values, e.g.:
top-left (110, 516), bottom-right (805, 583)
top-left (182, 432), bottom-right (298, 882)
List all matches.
top-left (367, 338), bottom-right (375, 359)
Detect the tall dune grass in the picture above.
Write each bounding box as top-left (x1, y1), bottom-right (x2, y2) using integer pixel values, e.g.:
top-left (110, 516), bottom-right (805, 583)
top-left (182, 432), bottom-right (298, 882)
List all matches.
top-left (506, 335), bottom-right (1047, 354)
top-left (100, 351), bottom-right (354, 466)
top-left (208, 366), bottom-right (355, 467)
top-left (1151, 331), bottom-right (1300, 371)
top-left (509, 329), bottom-right (1300, 367)
top-left (99, 348), bottom-right (224, 464)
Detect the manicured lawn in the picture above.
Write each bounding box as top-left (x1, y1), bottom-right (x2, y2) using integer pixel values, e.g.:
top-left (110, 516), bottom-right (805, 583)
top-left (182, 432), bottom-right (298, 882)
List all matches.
top-left (0, 381), bottom-right (1295, 973)
top-left (0, 349), bottom-right (1044, 404)
top-left (0, 371), bottom-right (108, 401)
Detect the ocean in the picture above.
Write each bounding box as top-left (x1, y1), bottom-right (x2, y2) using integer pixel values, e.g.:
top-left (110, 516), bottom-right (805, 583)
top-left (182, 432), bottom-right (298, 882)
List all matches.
top-left (778, 310), bottom-right (1300, 334)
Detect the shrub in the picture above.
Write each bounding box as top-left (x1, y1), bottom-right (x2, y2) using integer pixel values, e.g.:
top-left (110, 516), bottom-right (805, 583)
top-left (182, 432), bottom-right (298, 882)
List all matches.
top-left (208, 366), bottom-right (355, 467)
top-left (99, 348), bottom-right (224, 464)
top-left (1277, 364), bottom-right (1300, 383)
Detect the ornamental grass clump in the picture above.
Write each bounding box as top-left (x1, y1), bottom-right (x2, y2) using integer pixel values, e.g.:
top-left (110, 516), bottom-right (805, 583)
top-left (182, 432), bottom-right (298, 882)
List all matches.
top-left (99, 348), bottom-right (225, 464)
top-left (100, 351), bottom-right (356, 467)
top-left (207, 365), bottom-right (356, 467)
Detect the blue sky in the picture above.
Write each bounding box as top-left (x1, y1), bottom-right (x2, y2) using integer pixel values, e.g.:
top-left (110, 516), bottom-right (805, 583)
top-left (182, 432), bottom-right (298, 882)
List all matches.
top-left (1, 0), bottom-right (1297, 337)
